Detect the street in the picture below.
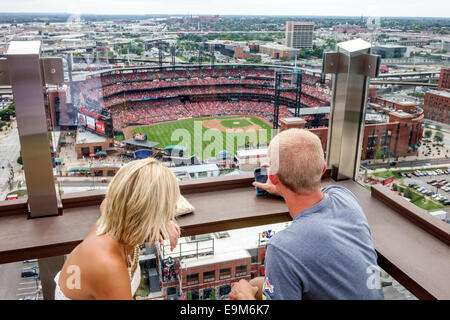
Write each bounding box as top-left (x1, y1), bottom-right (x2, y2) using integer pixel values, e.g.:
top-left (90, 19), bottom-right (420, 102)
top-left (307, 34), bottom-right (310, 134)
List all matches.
top-left (0, 122), bottom-right (21, 200)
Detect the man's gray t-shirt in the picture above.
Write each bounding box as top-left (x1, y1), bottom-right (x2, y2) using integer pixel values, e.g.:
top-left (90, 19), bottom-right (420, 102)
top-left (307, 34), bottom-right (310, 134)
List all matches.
top-left (262, 185), bottom-right (384, 300)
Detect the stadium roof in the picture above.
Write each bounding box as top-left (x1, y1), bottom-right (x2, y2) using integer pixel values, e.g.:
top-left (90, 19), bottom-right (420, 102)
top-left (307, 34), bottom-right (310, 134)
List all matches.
top-left (123, 139), bottom-right (160, 149)
top-left (169, 164), bottom-right (219, 174)
top-left (288, 107), bottom-right (331, 116)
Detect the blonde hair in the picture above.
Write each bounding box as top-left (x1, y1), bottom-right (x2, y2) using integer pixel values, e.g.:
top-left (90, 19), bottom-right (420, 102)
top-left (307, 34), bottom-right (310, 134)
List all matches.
top-left (96, 158), bottom-right (180, 246)
top-left (268, 128), bottom-right (325, 194)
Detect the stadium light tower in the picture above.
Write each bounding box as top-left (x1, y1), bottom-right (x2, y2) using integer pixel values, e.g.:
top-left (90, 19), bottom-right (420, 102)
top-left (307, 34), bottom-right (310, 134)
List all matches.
top-left (157, 41), bottom-right (165, 68)
top-left (170, 45), bottom-right (176, 67)
top-left (273, 69), bottom-right (304, 129)
top-left (210, 44), bottom-right (215, 67)
top-left (198, 43), bottom-right (204, 67)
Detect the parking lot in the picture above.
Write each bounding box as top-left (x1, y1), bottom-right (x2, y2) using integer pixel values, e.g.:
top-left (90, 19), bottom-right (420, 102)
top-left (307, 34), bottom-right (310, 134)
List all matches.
top-left (401, 169), bottom-right (450, 206)
top-left (0, 259), bottom-right (42, 300)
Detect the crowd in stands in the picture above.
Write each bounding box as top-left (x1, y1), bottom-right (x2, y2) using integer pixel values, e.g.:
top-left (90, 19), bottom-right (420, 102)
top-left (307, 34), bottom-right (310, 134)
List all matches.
top-left (75, 67), bottom-right (330, 103)
top-left (102, 85), bottom-right (329, 109)
top-left (109, 98), bottom-right (293, 131)
top-left (72, 67), bottom-right (332, 132)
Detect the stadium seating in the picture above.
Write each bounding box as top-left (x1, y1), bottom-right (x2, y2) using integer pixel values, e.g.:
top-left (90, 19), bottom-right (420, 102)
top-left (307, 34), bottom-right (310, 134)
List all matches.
top-left (74, 67), bottom-right (331, 130)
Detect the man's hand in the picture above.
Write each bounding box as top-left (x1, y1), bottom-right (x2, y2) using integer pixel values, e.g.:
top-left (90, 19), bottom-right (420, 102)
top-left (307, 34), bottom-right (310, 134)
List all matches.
top-left (253, 166), bottom-right (282, 196)
top-left (159, 221), bottom-right (181, 251)
top-left (253, 176), bottom-right (281, 197)
top-left (229, 279), bottom-right (259, 300)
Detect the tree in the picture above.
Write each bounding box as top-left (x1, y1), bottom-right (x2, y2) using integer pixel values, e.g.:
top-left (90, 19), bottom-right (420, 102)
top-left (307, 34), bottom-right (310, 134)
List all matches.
top-left (434, 132), bottom-right (444, 143)
top-left (404, 188), bottom-right (412, 199)
top-left (298, 50), bottom-right (307, 59)
top-left (424, 130), bottom-right (432, 139)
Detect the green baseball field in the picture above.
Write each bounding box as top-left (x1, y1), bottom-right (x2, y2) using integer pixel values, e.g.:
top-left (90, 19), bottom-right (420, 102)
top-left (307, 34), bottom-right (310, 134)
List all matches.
top-left (131, 115), bottom-right (273, 158)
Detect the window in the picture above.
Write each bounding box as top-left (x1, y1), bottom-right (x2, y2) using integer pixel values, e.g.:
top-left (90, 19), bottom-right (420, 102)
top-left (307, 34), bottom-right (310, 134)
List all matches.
top-left (186, 274), bottom-right (199, 286)
top-left (248, 248), bottom-right (258, 264)
top-left (235, 265), bottom-right (247, 277)
top-left (203, 271), bottom-right (215, 283)
top-left (219, 268), bottom-right (232, 280)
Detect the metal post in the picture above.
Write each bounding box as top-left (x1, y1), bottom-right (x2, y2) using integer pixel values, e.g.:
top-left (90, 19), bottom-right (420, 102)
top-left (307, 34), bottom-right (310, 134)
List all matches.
top-left (38, 255), bottom-right (65, 300)
top-left (273, 72), bottom-right (282, 130)
top-left (323, 39), bottom-right (380, 181)
top-left (295, 71), bottom-right (303, 118)
top-left (6, 41), bottom-right (63, 218)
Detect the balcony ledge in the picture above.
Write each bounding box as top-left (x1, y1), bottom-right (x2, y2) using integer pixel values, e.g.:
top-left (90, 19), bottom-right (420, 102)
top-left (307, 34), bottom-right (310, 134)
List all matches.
top-left (0, 174), bottom-right (448, 299)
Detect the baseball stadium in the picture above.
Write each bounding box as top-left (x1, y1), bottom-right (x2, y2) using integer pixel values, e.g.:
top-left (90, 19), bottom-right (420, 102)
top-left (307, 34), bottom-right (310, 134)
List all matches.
top-left (68, 64), bottom-right (331, 159)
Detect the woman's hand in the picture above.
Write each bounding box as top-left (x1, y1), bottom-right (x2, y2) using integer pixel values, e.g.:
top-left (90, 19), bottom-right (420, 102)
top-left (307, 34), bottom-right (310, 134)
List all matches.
top-left (159, 221), bottom-right (181, 251)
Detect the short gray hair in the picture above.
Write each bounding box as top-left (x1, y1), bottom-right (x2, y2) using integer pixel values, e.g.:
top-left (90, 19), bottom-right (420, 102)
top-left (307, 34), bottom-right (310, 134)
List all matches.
top-left (268, 129), bottom-right (325, 194)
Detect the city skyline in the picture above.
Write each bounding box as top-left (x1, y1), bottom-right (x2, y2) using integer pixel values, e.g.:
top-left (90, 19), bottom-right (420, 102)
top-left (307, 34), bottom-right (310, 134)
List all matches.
top-left (1, 0), bottom-right (449, 18)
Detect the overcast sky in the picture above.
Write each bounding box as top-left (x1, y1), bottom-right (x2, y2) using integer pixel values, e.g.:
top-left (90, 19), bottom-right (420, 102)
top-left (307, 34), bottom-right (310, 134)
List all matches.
top-left (1, 0), bottom-right (449, 18)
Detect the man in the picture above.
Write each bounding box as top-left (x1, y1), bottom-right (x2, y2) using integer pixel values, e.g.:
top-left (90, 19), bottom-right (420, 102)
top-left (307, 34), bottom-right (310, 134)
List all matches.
top-left (230, 129), bottom-right (384, 300)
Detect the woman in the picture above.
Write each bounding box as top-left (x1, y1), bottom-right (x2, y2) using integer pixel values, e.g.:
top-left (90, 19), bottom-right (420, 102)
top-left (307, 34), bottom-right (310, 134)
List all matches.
top-left (55, 158), bottom-right (181, 300)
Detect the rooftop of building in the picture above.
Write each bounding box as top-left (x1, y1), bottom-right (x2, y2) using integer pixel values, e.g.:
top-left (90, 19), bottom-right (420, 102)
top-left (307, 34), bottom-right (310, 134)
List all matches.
top-left (171, 222), bottom-right (290, 269)
top-left (281, 117), bottom-right (306, 123)
top-left (426, 90), bottom-right (450, 98)
top-left (259, 43), bottom-right (300, 51)
top-left (169, 163), bottom-right (219, 174)
top-left (288, 106), bottom-right (331, 116)
top-left (76, 128), bottom-right (108, 144)
top-left (286, 21), bottom-right (315, 26)
top-left (378, 94), bottom-right (420, 106)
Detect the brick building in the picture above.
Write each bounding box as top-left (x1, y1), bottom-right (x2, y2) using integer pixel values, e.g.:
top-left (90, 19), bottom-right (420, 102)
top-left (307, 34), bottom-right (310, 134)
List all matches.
top-left (280, 92), bottom-right (424, 161)
top-left (423, 90), bottom-right (450, 124)
top-left (144, 225), bottom-right (284, 300)
top-left (258, 43), bottom-right (299, 60)
top-left (423, 68), bottom-right (450, 124)
top-left (438, 68), bottom-right (450, 91)
top-left (75, 128), bottom-right (114, 158)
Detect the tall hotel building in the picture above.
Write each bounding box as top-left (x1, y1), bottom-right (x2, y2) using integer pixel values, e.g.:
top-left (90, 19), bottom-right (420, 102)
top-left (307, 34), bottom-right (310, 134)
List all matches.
top-left (285, 21), bottom-right (315, 51)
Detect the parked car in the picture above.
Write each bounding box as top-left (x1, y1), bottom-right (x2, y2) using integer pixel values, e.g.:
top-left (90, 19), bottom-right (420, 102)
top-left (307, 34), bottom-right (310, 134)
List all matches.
top-left (23, 259), bottom-right (38, 264)
top-left (21, 269), bottom-right (38, 278)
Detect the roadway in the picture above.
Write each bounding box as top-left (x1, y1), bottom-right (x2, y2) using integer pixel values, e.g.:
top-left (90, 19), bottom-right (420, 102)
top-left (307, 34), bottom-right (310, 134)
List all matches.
top-left (0, 122), bottom-right (22, 200)
top-left (361, 158), bottom-right (450, 171)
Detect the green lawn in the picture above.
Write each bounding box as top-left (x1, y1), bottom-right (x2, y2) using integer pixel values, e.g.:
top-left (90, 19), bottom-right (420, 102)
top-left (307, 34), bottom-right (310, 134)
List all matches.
top-left (132, 116), bottom-right (273, 158)
top-left (6, 189), bottom-right (27, 199)
top-left (400, 185), bottom-right (446, 211)
top-left (373, 167), bottom-right (449, 180)
top-left (114, 134), bottom-right (125, 141)
top-left (373, 170), bottom-right (399, 179)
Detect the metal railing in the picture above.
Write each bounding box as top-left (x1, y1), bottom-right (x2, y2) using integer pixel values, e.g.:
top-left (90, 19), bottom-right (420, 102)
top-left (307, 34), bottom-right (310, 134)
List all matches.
top-left (0, 38), bottom-right (379, 299)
